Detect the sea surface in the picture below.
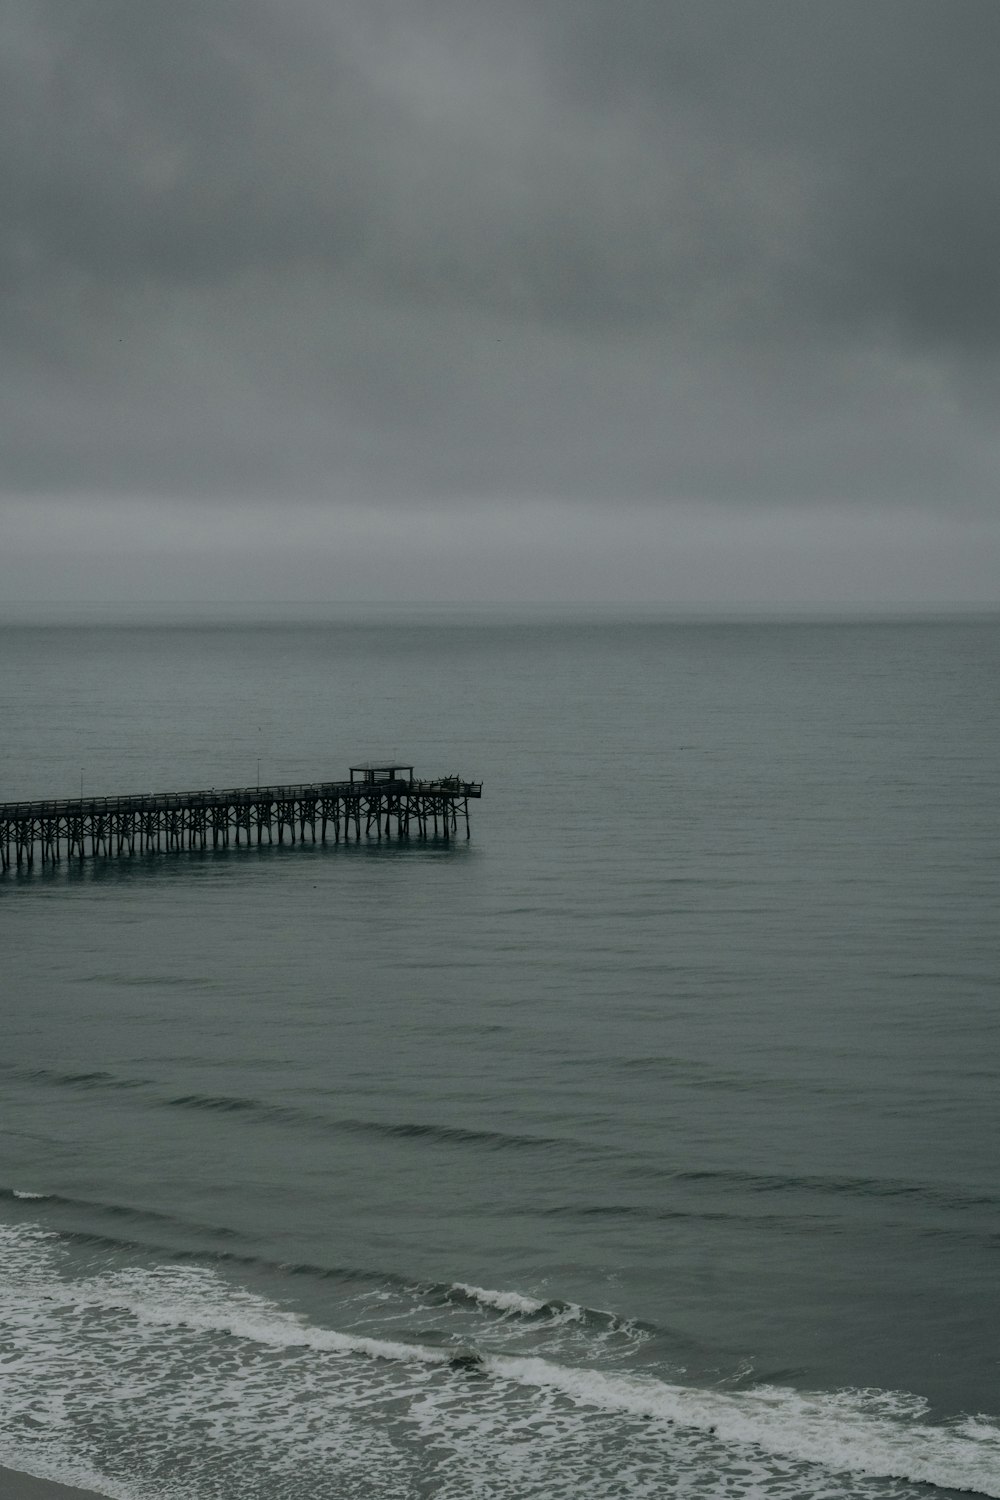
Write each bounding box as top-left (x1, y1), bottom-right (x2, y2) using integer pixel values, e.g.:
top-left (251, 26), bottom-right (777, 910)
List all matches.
top-left (1, 612), bottom-right (998, 1500)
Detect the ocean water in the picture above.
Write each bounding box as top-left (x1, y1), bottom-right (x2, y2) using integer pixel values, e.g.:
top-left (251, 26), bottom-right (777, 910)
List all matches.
top-left (1, 613), bottom-right (998, 1500)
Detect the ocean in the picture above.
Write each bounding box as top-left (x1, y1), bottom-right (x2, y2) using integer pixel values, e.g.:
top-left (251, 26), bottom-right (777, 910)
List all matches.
top-left (1, 613), bottom-right (998, 1499)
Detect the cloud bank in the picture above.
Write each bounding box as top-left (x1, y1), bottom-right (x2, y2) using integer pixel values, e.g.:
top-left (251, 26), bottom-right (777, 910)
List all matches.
top-left (2, 1), bottom-right (999, 603)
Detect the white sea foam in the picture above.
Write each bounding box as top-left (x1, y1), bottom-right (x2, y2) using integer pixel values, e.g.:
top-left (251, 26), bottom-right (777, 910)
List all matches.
top-left (451, 1282), bottom-right (549, 1316)
top-left (478, 1355), bottom-right (1000, 1497)
top-left (11, 1189), bottom-right (49, 1200)
top-left (1, 1223), bottom-right (997, 1500)
top-left (83, 1262), bottom-right (452, 1367)
top-left (449, 1282), bottom-right (626, 1336)
top-left (0, 1227), bottom-right (426, 1500)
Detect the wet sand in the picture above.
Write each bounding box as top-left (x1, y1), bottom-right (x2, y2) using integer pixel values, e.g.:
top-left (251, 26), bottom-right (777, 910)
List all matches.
top-left (0, 1467), bottom-right (113, 1500)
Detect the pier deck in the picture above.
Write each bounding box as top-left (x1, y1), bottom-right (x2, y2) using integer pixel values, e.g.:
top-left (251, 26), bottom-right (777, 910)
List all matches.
top-left (0, 766), bottom-right (482, 870)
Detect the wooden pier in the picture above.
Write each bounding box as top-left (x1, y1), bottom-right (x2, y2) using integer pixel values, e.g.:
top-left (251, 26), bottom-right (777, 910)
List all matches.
top-left (0, 764), bottom-right (482, 871)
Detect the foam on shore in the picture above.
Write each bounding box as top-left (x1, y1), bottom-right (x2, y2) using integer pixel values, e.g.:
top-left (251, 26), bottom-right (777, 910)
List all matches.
top-left (3, 1222), bottom-right (998, 1500)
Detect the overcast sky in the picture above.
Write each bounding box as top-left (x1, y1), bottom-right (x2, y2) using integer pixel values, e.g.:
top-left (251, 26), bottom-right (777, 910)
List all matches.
top-left (2, 0), bottom-right (999, 608)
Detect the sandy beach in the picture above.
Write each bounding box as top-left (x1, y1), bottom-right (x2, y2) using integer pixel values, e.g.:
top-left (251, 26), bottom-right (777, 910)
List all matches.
top-left (0, 1467), bottom-right (113, 1500)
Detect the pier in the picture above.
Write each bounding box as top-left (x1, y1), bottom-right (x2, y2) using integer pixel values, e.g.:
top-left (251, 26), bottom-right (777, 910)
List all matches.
top-left (0, 764), bottom-right (482, 870)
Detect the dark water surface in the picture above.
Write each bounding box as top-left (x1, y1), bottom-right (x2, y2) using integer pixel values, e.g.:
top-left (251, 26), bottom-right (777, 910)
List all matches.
top-left (1, 616), bottom-right (998, 1499)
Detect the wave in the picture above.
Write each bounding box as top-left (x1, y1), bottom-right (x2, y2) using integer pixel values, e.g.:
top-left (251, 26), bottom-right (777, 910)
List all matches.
top-left (447, 1282), bottom-right (557, 1317)
top-left (4, 1063), bottom-right (603, 1158)
top-left (0, 1194), bottom-right (635, 1335)
top-left (6, 1173), bottom-right (994, 1306)
top-left (9, 1064), bottom-right (996, 1221)
top-left (442, 1282), bottom-right (652, 1340)
top-left (540, 1200), bottom-right (825, 1228)
top-left (1, 1222), bottom-right (997, 1500)
top-left (12, 1065), bottom-right (154, 1091)
top-left (0, 1191), bottom-right (634, 1325)
top-left (0, 1186), bottom-right (251, 1249)
top-left (161, 1093), bottom-right (573, 1153)
top-left (333, 1117), bottom-right (567, 1152)
top-left (669, 1166), bottom-right (1000, 1214)
top-left (479, 1360), bottom-right (1000, 1498)
top-left (163, 1092), bottom-right (304, 1126)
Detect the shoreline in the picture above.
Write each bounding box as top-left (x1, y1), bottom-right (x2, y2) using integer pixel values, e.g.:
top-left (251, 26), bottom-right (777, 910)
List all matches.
top-left (0, 1465), bottom-right (117, 1500)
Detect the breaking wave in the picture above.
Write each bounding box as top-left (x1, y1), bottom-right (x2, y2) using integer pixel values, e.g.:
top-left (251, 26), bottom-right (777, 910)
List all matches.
top-left (0, 1222), bottom-right (996, 1500)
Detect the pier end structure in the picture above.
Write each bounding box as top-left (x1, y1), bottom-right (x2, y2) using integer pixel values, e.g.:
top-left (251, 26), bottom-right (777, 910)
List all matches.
top-left (350, 762), bottom-right (414, 784)
top-left (0, 768), bottom-right (483, 870)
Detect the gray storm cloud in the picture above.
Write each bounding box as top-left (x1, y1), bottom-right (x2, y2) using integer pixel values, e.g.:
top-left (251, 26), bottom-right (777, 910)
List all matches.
top-left (1, 0), bottom-right (999, 604)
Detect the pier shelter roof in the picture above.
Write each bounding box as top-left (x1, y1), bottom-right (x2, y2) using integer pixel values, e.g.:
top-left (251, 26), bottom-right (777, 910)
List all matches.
top-left (350, 764), bottom-right (414, 784)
